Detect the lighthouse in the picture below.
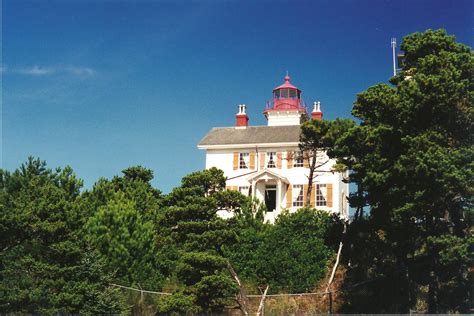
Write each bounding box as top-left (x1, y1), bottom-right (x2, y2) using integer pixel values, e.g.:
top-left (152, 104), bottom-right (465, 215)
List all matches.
top-left (197, 74), bottom-right (347, 223)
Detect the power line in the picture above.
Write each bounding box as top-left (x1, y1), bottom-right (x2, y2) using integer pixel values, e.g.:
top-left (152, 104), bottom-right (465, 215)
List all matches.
top-left (247, 291), bottom-right (327, 298)
top-left (110, 278), bottom-right (376, 298)
top-left (110, 283), bottom-right (172, 295)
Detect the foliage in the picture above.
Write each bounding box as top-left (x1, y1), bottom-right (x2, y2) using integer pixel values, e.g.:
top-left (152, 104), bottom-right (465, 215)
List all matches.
top-left (76, 165), bottom-right (167, 291)
top-left (156, 168), bottom-right (240, 313)
top-left (78, 165), bottom-right (162, 223)
top-left (257, 209), bottom-right (340, 293)
top-left (224, 208), bottom-right (342, 293)
top-left (180, 167), bottom-right (226, 194)
top-left (331, 29), bottom-right (473, 313)
top-left (0, 157), bottom-right (342, 314)
top-left (0, 157), bottom-right (126, 314)
top-left (233, 196), bottom-right (266, 229)
top-left (156, 291), bottom-right (198, 315)
top-left (300, 118), bottom-right (356, 204)
top-left (85, 192), bottom-right (163, 288)
top-left (301, 118), bottom-right (356, 155)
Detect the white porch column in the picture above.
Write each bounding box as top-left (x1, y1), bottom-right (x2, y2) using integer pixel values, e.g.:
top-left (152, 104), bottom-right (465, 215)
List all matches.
top-left (251, 180), bottom-right (256, 199)
top-left (276, 179), bottom-right (282, 213)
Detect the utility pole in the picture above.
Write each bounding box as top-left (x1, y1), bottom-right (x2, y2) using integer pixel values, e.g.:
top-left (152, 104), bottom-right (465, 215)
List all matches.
top-left (391, 37), bottom-right (397, 76)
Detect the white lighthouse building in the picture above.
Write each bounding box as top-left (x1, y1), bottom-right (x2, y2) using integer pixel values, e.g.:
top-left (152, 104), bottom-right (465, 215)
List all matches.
top-left (198, 75), bottom-right (349, 222)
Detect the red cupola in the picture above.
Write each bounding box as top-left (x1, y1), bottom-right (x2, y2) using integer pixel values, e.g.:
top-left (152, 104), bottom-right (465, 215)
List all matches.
top-left (264, 74), bottom-right (306, 113)
top-left (263, 73), bottom-right (308, 126)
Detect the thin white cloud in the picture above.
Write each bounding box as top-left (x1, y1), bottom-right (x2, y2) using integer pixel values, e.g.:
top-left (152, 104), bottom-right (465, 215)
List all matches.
top-left (17, 65), bottom-right (55, 76)
top-left (64, 66), bottom-right (96, 76)
top-left (5, 65), bottom-right (97, 77)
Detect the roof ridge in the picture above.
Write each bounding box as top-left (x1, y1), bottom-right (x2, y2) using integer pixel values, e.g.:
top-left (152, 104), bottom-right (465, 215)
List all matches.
top-left (210, 125), bottom-right (300, 129)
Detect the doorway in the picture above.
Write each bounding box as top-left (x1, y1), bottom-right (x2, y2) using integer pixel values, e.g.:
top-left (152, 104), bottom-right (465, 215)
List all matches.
top-left (265, 185), bottom-right (276, 212)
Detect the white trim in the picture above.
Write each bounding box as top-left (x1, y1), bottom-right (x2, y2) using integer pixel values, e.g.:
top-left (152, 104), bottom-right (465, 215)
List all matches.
top-left (246, 169), bottom-right (290, 184)
top-left (197, 142), bottom-right (299, 150)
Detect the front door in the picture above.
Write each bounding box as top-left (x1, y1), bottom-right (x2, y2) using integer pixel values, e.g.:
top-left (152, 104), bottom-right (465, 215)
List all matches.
top-left (265, 185), bottom-right (276, 212)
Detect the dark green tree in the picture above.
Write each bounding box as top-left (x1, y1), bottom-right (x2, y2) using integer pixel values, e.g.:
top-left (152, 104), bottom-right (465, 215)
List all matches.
top-left (78, 165), bottom-right (162, 223)
top-left (76, 165), bottom-right (166, 290)
top-left (156, 168), bottom-right (240, 314)
top-left (0, 157), bottom-right (126, 314)
top-left (332, 29), bottom-right (473, 313)
top-left (85, 192), bottom-right (163, 289)
top-left (180, 167), bottom-right (226, 194)
top-left (225, 208), bottom-right (341, 293)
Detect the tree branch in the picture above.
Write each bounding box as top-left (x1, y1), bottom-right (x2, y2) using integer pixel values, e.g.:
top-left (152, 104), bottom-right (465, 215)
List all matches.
top-left (256, 285), bottom-right (269, 316)
top-left (325, 221), bottom-right (347, 313)
top-left (227, 261), bottom-right (249, 316)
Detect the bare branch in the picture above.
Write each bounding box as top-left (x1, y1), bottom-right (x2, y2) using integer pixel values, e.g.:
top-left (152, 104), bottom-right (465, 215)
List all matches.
top-left (227, 261), bottom-right (250, 316)
top-left (256, 285), bottom-right (269, 316)
top-left (325, 221), bottom-right (347, 313)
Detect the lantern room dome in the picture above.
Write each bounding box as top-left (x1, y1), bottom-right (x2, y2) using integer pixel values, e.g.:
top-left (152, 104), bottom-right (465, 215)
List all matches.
top-left (273, 74), bottom-right (300, 92)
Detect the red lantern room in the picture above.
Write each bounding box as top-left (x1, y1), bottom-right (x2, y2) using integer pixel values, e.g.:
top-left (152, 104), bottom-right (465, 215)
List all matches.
top-left (264, 74), bottom-right (306, 113)
top-left (263, 73), bottom-right (308, 126)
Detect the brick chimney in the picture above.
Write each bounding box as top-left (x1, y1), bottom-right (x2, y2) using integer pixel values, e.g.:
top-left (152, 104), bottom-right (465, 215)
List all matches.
top-left (311, 101), bottom-right (323, 121)
top-left (236, 104), bottom-right (249, 127)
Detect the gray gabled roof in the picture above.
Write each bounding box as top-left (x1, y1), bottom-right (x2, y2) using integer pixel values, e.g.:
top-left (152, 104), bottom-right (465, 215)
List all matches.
top-left (197, 125), bottom-right (301, 148)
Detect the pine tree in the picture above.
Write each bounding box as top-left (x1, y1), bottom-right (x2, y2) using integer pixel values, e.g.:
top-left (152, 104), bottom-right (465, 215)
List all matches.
top-left (77, 166), bottom-right (166, 289)
top-left (332, 29), bottom-right (473, 313)
top-left (85, 192), bottom-right (163, 289)
top-left (0, 157), bottom-right (126, 314)
top-left (156, 168), bottom-right (240, 314)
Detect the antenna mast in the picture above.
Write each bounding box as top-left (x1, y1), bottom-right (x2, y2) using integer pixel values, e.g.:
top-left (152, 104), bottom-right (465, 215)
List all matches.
top-left (391, 37), bottom-right (397, 76)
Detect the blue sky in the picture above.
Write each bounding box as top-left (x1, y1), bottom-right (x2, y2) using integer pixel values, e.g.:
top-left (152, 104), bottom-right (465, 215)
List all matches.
top-left (2, 0), bottom-right (473, 192)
